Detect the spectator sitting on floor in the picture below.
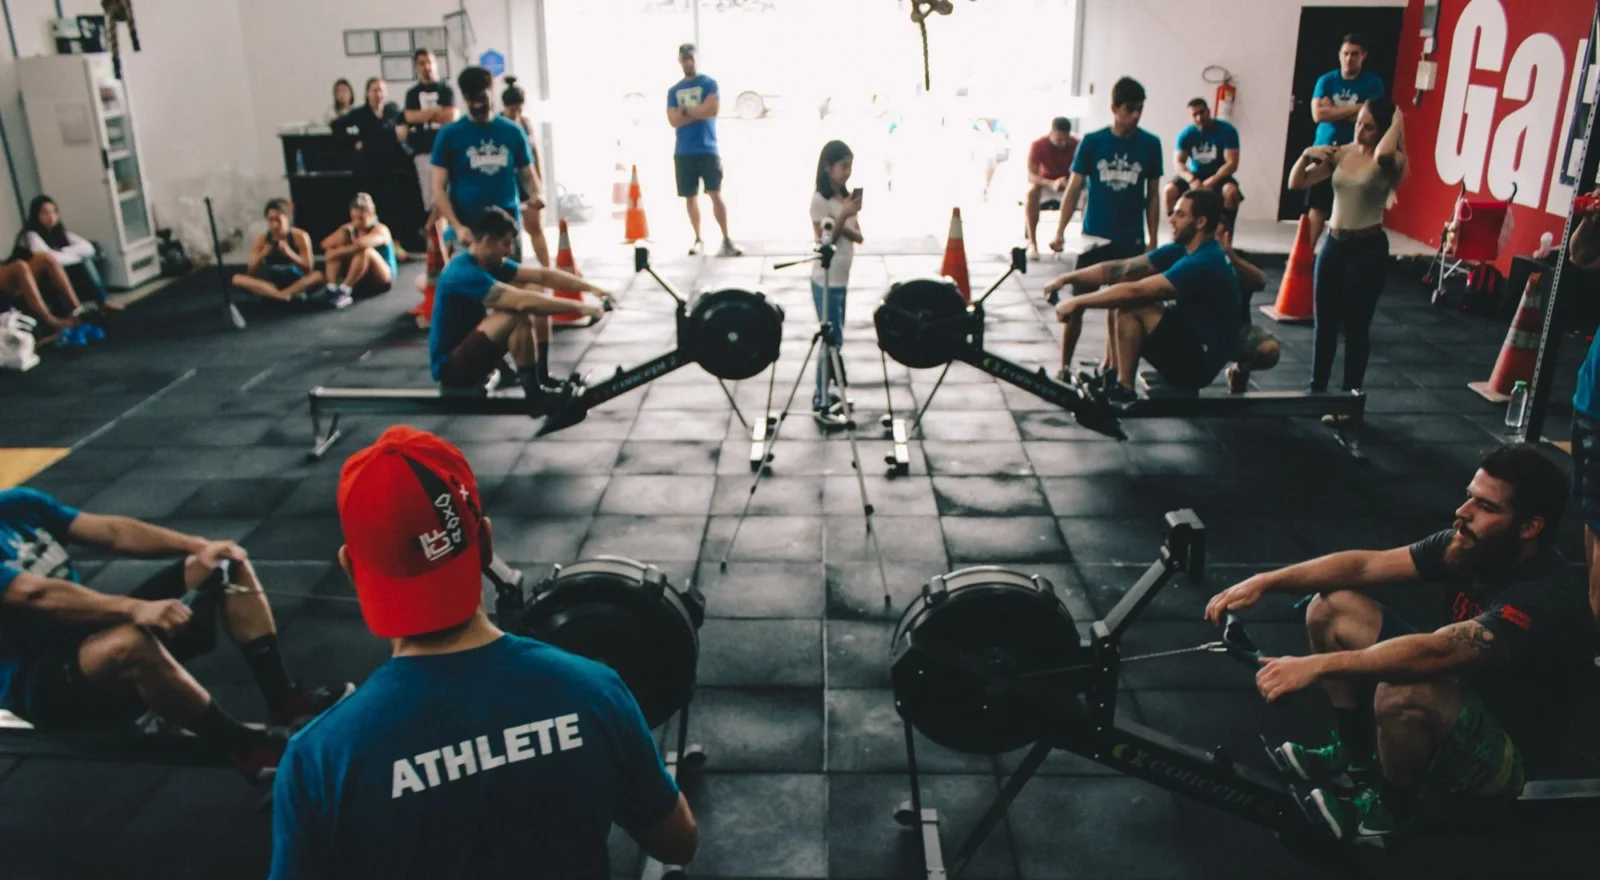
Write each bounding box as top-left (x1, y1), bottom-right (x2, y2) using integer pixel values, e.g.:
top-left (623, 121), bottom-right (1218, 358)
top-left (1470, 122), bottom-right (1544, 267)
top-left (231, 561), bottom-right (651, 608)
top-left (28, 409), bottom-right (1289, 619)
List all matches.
top-left (231, 199), bottom-right (327, 305)
top-left (1218, 225), bottom-right (1280, 392)
top-left (0, 251), bottom-right (81, 346)
top-left (17, 196), bottom-right (116, 314)
top-left (318, 193), bottom-right (397, 309)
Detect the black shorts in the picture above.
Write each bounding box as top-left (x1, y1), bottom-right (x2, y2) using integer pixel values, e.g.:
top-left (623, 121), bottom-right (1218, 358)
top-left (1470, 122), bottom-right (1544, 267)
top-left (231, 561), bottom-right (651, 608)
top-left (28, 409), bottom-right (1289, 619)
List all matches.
top-left (1072, 241), bottom-right (1148, 295)
top-left (438, 329), bottom-right (506, 389)
top-left (353, 276), bottom-right (393, 299)
top-left (25, 560), bottom-right (220, 730)
top-left (1305, 177), bottom-right (1334, 215)
top-left (1141, 310), bottom-right (1218, 390)
top-left (674, 154), bottom-right (724, 197)
top-left (1169, 175), bottom-right (1243, 201)
top-left (1570, 412), bottom-right (1600, 530)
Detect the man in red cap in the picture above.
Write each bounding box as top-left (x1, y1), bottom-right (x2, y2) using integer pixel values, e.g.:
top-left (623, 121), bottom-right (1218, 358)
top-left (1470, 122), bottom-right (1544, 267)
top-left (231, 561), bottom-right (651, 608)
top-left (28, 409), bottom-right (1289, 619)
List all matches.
top-left (270, 426), bottom-right (697, 878)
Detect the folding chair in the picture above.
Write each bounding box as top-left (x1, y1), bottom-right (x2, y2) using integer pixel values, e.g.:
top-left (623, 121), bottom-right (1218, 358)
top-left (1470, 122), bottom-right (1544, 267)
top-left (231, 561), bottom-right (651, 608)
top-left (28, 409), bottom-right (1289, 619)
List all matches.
top-left (1430, 183), bottom-right (1516, 307)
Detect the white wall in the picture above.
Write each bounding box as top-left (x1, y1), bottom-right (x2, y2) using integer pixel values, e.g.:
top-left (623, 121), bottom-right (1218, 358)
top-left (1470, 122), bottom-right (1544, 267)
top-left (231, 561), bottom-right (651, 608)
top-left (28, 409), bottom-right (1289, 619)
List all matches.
top-left (1078, 0), bottom-right (1408, 223)
top-left (234, 0), bottom-right (509, 181)
top-left (0, 0), bottom-right (514, 250)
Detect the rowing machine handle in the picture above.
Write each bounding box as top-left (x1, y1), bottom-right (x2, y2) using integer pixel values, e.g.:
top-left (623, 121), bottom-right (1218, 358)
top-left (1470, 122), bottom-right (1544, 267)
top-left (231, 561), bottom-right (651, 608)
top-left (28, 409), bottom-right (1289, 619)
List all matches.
top-left (1221, 613), bottom-right (1261, 664)
top-left (634, 246), bottom-right (650, 273)
top-left (1010, 246), bottom-right (1027, 274)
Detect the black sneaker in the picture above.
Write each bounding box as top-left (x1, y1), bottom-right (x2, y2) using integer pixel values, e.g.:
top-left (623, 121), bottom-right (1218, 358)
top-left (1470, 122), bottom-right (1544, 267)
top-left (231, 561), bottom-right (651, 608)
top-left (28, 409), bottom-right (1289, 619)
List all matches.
top-left (328, 291), bottom-right (354, 310)
top-left (232, 725), bottom-right (291, 784)
top-left (525, 388), bottom-right (563, 417)
top-left (269, 682), bottom-right (354, 726)
top-left (1104, 383), bottom-right (1138, 404)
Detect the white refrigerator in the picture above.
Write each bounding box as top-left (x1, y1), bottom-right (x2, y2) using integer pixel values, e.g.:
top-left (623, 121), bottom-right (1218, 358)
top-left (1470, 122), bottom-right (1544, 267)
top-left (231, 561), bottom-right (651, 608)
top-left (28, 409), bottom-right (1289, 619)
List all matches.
top-left (18, 53), bottom-right (159, 290)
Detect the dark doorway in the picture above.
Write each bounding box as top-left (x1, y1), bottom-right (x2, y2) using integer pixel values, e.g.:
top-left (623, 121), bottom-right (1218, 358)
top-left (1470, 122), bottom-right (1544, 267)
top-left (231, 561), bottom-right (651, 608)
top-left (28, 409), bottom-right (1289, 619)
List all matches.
top-left (1276, 6), bottom-right (1405, 220)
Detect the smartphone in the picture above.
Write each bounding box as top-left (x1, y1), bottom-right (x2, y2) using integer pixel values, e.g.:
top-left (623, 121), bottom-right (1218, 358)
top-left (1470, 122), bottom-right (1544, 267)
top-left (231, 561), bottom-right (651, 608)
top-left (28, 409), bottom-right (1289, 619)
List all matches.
top-left (852, 187), bottom-right (864, 204)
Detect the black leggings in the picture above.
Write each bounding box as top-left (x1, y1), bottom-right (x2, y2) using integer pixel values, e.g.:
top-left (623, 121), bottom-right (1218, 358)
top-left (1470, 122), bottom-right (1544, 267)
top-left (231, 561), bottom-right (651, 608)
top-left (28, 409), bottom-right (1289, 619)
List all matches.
top-left (1310, 231), bottom-right (1388, 392)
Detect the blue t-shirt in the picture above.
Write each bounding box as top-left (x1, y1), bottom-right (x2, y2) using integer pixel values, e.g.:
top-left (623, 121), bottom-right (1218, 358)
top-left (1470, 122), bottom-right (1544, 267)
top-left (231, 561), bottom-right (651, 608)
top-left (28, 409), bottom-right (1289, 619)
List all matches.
top-left (1574, 335), bottom-right (1600, 418)
top-left (668, 75), bottom-right (719, 156)
top-left (1176, 120), bottom-right (1240, 179)
top-left (0, 488), bottom-right (81, 716)
top-left (430, 116), bottom-right (533, 226)
top-left (429, 252), bottom-right (520, 381)
top-left (1072, 127), bottom-right (1164, 246)
top-left (1149, 239), bottom-right (1242, 381)
top-left (270, 635), bottom-right (679, 880)
top-left (1312, 70), bottom-right (1386, 146)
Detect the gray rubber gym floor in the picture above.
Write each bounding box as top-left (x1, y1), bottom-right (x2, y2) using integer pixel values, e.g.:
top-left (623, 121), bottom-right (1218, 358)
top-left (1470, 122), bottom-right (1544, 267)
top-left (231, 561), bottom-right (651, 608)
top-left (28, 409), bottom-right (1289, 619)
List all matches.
top-left (2, 245), bottom-right (1597, 879)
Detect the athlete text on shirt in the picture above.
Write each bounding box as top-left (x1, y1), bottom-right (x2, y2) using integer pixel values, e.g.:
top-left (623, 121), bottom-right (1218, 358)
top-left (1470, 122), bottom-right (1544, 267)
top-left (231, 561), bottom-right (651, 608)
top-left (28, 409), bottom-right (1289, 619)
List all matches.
top-left (391, 713), bottom-right (584, 799)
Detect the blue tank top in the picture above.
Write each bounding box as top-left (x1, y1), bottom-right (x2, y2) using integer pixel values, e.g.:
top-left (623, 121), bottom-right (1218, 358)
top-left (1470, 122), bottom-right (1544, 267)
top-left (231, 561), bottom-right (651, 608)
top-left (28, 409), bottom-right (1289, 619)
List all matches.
top-left (1574, 334), bottom-right (1600, 418)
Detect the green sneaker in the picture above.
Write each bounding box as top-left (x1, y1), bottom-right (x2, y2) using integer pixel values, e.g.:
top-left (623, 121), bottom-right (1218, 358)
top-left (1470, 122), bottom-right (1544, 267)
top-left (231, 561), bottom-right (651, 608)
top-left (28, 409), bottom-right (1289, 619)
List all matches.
top-left (1308, 787), bottom-right (1400, 843)
top-left (1270, 732), bottom-right (1352, 783)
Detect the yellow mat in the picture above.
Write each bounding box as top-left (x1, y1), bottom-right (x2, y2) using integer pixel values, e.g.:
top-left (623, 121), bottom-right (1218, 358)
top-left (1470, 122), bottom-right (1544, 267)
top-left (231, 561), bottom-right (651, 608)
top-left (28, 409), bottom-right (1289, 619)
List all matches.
top-left (0, 448), bottom-right (70, 489)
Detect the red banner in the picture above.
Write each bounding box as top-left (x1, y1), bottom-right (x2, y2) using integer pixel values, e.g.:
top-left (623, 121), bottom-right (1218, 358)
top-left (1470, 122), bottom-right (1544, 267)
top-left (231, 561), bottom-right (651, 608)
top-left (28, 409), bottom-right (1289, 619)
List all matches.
top-left (1391, 0), bottom-right (1596, 269)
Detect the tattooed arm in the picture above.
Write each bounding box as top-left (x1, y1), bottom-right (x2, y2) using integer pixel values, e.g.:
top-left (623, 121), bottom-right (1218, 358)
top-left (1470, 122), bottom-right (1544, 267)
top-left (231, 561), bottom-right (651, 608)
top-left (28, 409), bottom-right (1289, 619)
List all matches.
top-left (1324, 620), bottom-right (1506, 680)
top-left (1254, 620), bottom-right (1506, 702)
top-left (1043, 254), bottom-right (1158, 298)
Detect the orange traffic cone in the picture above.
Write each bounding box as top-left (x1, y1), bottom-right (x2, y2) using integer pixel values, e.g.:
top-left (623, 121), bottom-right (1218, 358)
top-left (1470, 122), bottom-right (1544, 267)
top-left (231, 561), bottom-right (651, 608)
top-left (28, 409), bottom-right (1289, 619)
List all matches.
top-left (1468, 269), bottom-right (1547, 402)
top-left (408, 223), bottom-right (444, 329)
top-left (1260, 214), bottom-right (1315, 323)
top-left (624, 165), bottom-right (649, 243)
top-left (551, 219), bottom-right (587, 326)
top-left (940, 207), bottom-right (971, 302)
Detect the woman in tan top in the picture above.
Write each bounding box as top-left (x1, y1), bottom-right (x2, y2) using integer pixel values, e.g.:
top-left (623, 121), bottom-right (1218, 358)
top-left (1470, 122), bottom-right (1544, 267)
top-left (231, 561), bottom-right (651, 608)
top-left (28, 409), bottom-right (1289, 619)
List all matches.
top-left (1288, 98), bottom-right (1405, 411)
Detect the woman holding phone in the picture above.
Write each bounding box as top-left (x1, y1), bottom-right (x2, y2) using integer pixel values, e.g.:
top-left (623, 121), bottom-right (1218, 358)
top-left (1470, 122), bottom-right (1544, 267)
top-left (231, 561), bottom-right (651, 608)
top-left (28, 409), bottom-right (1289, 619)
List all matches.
top-left (808, 140), bottom-right (863, 427)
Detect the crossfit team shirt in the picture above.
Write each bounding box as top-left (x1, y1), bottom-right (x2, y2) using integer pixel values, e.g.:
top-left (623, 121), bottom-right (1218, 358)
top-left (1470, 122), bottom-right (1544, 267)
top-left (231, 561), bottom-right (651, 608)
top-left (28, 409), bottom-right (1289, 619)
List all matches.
top-left (270, 635), bottom-right (680, 880)
top-left (0, 488), bottom-right (82, 717)
top-left (1071, 126), bottom-right (1163, 247)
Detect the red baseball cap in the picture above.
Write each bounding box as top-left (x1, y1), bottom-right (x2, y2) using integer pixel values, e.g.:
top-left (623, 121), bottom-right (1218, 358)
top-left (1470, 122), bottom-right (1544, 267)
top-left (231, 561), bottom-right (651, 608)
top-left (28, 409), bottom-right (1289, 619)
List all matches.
top-left (337, 426), bottom-right (486, 638)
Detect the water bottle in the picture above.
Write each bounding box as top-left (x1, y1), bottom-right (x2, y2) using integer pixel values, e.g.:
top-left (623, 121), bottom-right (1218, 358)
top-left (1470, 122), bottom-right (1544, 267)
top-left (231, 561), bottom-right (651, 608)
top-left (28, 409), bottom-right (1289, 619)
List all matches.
top-left (295, 149), bottom-right (306, 175)
top-left (1505, 380), bottom-right (1529, 430)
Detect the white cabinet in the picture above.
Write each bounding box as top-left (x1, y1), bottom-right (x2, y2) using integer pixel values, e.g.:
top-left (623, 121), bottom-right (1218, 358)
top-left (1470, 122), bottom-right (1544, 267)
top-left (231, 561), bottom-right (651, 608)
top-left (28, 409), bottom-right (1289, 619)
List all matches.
top-left (17, 53), bottom-right (159, 290)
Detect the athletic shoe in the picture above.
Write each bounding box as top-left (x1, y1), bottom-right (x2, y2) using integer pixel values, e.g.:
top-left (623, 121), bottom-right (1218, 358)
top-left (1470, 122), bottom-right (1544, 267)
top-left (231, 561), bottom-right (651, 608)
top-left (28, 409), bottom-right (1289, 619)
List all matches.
top-left (813, 401), bottom-right (848, 428)
top-left (1104, 383), bottom-right (1138, 404)
top-left (688, 240), bottom-right (704, 256)
top-left (1308, 786), bottom-right (1400, 843)
top-left (1271, 733), bottom-right (1353, 783)
top-left (525, 388), bottom-right (564, 418)
top-left (232, 726), bottom-right (291, 784)
top-left (269, 682), bottom-right (354, 727)
top-left (328, 292), bottom-right (355, 310)
top-left (1028, 246), bottom-right (1042, 262)
top-left (1227, 364), bottom-right (1249, 394)
top-left (718, 239), bottom-right (744, 257)
top-left (1321, 412), bottom-right (1357, 427)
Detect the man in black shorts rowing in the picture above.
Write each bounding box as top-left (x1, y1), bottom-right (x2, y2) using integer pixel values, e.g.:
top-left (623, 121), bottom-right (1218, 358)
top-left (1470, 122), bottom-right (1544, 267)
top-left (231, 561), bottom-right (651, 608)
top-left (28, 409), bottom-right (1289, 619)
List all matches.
top-left (429, 207), bottom-right (612, 414)
top-left (1045, 188), bottom-right (1240, 401)
top-left (1206, 444), bottom-right (1592, 842)
top-left (0, 487), bottom-right (351, 780)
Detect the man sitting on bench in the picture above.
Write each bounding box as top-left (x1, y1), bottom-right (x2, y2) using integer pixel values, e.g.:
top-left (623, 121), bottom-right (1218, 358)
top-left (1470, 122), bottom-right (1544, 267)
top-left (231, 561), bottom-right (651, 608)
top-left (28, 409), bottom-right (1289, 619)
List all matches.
top-left (1206, 444), bottom-right (1593, 842)
top-left (1048, 188), bottom-right (1239, 402)
top-left (431, 207), bottom-right (612, 415)
top-left (1, 487), bottom-right (351, 780)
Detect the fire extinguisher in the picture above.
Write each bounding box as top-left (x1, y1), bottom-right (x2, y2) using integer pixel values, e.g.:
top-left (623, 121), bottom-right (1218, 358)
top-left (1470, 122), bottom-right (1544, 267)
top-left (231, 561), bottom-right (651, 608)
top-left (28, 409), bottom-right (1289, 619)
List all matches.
top-left (1205, 66), bottom-right (1236, 121)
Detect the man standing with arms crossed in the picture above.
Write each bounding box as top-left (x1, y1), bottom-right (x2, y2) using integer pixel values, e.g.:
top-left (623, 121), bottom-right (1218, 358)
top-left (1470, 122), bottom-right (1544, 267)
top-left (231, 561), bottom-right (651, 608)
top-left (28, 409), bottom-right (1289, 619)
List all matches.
top-left (668, 43), bottom-right (741, 258)
top-left (1046, 77), bottom-right (1164, 383)
top-left (404, 48), bottom-right (458, 240)
top-left (1305, 33), bottom-right (1387, 248)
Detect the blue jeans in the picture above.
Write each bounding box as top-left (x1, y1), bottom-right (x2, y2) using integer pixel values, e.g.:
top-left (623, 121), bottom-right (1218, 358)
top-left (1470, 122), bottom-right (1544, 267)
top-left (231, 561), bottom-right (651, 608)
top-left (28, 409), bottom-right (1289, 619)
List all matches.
top-left (1310, 231), bottom-right (1388, 392)
top-left (67, 259), bottom-right (107, 305)
top-left (811, 281), bottom-right (847, 409)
